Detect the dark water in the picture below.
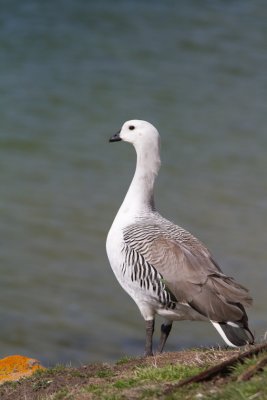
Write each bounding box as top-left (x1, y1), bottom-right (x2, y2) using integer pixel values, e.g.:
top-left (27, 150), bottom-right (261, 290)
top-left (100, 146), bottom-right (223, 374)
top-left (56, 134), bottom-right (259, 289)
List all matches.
top-left (0, 0), bottom-right (267, 366)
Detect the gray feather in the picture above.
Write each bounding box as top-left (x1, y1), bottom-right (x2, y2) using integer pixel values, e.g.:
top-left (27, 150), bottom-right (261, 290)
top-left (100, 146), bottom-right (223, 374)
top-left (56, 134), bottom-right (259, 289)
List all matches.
top-left (123, 218), bottom-right (253, 323)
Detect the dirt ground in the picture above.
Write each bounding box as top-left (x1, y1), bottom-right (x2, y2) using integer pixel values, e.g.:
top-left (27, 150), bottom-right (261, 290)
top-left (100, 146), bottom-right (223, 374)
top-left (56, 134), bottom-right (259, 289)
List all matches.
top-left (0, 348), bottom-right (242, 400)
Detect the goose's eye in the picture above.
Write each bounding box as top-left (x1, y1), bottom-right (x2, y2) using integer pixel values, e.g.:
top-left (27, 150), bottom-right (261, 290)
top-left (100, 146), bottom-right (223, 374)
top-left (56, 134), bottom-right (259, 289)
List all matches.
top-left (129, 125), bottom-right (135, 131)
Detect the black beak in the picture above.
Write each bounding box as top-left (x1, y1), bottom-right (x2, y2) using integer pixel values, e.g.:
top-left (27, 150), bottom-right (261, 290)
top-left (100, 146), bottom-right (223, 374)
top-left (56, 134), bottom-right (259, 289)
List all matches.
top-left (109, 131), bottom-right (122, 143)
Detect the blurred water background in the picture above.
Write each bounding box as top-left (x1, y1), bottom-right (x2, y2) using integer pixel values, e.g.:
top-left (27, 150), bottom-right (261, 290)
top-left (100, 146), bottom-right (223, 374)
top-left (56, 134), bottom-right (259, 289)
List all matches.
top-left (0, 0), bottom-right (267, 366)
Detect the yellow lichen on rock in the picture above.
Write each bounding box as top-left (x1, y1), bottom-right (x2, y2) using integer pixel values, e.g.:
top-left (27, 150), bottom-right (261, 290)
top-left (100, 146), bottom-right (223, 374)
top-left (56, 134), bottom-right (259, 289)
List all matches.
top-left (0, 355), bottom-right (45, 384)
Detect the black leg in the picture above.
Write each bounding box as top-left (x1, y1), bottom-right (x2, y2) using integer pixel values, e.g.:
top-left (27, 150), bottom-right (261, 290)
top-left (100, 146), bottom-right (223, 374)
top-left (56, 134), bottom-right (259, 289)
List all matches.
top-left (157, 322), bottom-right (172, 353)
top-left (144, 319), bottom-right (155, 356)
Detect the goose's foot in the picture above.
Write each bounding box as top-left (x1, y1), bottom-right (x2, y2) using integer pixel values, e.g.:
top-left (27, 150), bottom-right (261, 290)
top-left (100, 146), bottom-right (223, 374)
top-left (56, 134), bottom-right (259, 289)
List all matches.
top-left (157, 322), bottom-right (173, 353)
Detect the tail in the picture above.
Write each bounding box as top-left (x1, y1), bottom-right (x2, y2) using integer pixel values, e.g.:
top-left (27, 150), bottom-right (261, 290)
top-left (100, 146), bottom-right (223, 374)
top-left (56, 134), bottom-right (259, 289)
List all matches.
top-left (211, 320), bottom-right (254, 347)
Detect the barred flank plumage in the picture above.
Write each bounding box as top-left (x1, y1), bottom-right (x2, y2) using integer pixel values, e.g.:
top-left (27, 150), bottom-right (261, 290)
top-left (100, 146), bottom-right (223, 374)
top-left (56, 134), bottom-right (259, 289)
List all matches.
top-left (122, 241), bottom-right (177, 309)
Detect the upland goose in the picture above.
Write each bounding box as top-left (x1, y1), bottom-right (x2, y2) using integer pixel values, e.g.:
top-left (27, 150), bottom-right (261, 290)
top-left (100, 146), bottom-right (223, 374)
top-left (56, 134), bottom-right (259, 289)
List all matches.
top-left (106, 120), bottom-right (254, 356)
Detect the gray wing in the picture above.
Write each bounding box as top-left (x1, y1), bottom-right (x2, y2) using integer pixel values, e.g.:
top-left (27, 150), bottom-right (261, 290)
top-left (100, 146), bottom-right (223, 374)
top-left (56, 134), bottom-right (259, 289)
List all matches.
top-left (123, 222), bottom-right (253, 322)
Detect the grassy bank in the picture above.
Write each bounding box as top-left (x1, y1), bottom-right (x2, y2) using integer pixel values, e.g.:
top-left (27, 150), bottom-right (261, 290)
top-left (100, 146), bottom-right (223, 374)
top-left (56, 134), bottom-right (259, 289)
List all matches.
top-left (1, 345), bottom-right (267, 399)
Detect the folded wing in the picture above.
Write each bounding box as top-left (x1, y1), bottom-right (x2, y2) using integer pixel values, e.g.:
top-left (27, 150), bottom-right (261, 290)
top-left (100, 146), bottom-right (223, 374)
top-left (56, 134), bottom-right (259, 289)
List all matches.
top-left (123, 222), bottom-right (253, 323)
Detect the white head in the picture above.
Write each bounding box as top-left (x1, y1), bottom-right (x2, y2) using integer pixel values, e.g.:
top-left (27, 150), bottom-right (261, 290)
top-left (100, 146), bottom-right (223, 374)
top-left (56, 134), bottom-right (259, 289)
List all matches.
top-left (110, 119), bottom-right (160, 153)
top-left (110, 120), bottom-right (161, 176)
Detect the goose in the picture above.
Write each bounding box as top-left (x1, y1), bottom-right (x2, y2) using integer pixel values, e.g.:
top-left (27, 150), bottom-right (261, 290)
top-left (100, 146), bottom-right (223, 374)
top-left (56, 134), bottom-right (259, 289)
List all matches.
top-left (106, 119), bottom-right (254, 356)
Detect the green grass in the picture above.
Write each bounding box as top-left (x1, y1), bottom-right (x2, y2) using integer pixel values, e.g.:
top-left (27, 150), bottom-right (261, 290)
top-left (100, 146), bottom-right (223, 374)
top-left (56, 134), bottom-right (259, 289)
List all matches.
top-left (85, 362), bottom-right (204, 399)
top-left (205, 376), bottom-right (267, 400)
top-left (134, 364), bottom-right (201, 382)
top-left (116, 355), bottom-right (135, 365)
top-left (113, 378), bottom-right (137, 389)
top-left (110, 362), bottom-right (267, 400)
top-left (229, 356), bottom-right (259, 378)
top-left (163, 355), bottom-right (267, 400)
top-left (2, 348), bottom-right (267, 400)
top-left (37, 364), bottom-right (67, 377)
top-left (96, 368), bottom-right (114, 378)
top-left (205, 358), bottom-right (267, 400)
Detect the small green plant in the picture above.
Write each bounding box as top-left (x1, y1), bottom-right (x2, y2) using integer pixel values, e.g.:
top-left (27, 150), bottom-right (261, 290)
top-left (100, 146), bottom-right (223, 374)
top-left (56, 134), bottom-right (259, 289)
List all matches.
top-left (84, 384), bottom-right (103, 394)
top-left (51, 388), bottom-right (73, 400)
top-left (97, 368), bottom-right (114, 378)
top-left (134, 364), bottom-right (201, 382)
top-left (230, 356), bottom-right (259, 378)
top-left (113, 378), bottom-right (136, 389)
top-left (116, 355), bottom-right (134, 365)
top-left (69, 370), bottom-right (87, 378)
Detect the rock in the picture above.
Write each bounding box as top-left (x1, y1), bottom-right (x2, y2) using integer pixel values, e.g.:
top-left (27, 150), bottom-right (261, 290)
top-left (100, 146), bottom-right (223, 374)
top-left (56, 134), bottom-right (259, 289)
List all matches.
top-left (0, 355), bottom-right (45, 384)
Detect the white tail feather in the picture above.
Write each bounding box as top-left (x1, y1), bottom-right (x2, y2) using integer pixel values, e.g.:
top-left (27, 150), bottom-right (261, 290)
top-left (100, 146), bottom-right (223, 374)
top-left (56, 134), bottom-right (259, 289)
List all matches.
top-left (211, 321), bottom-right (238, 347)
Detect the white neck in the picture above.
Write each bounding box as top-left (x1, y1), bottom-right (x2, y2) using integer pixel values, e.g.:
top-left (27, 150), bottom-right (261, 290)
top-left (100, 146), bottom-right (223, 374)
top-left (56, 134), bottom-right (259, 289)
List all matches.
top-left (117, 140), bottom-right (161, 221)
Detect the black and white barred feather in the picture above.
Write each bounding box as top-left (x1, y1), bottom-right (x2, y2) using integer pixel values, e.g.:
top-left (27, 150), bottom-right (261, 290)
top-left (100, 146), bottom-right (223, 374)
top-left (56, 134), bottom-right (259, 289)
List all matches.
top-left (121, 239), bottom-right (177, 310)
